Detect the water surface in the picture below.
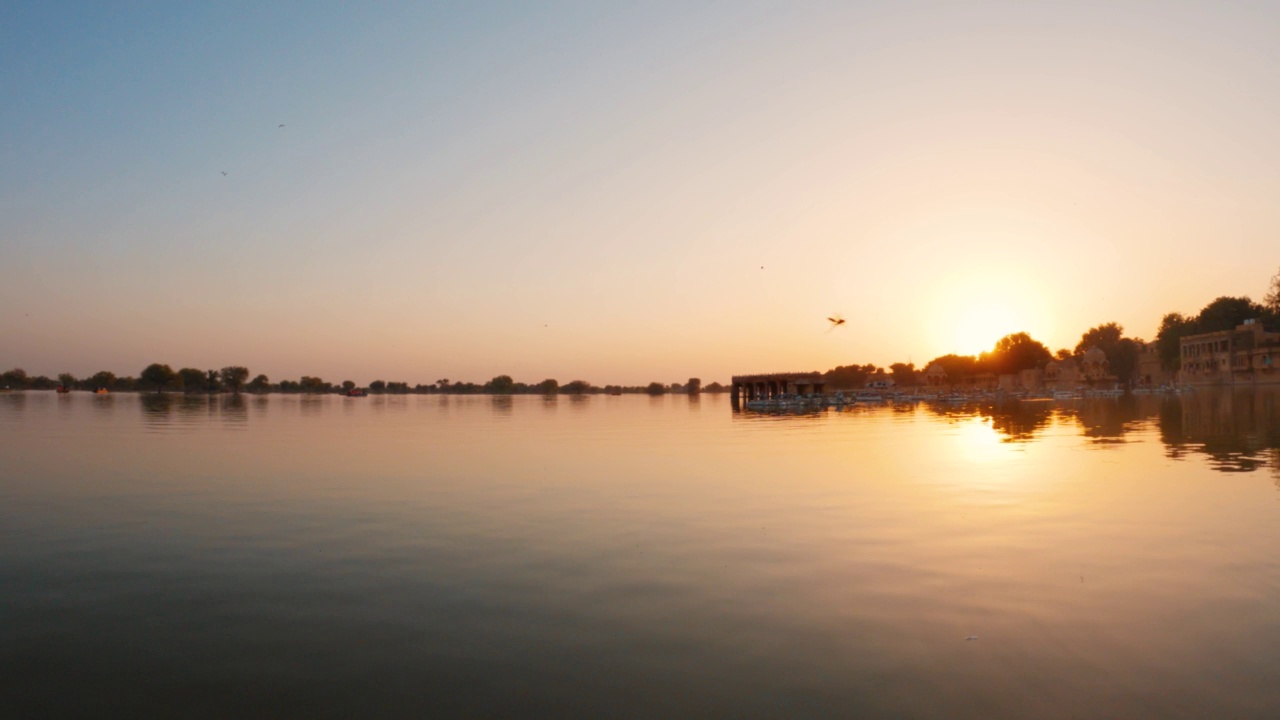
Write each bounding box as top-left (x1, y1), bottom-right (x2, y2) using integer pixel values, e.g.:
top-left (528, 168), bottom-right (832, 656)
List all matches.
top-left (3, 390), bottom-right (1280, 718)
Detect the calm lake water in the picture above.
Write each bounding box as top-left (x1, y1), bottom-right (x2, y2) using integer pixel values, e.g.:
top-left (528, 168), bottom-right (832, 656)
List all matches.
top-left (4, 390), bottom-right (1280, 718)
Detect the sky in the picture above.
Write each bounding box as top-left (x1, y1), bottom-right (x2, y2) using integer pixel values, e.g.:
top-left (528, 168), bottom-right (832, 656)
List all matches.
top-left (3, 1), bottom-right (1279, 385)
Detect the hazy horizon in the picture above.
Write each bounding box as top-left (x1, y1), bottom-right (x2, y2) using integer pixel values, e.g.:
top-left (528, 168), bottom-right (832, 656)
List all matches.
top-left (5, 1), bottom-right (1280, 384)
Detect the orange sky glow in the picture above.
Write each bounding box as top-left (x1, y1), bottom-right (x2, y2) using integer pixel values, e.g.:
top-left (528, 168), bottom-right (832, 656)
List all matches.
top-left (3, 2), bottom-right (1278, 385)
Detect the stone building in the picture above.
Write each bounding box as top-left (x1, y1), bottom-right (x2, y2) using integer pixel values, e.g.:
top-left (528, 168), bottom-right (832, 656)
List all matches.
top-left (1135, 341), bottom-right (1176, 387)
top-left (1180, 320), bottom-right (1280, 386)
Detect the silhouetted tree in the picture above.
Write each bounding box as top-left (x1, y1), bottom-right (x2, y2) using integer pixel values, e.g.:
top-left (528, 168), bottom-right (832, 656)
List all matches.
top-left (1156, 312), bottom-right (1194, 371)
top-left (562, 380), bottom-right (592, 394)
top-left (486, 375), bottom-right (515, 394)
top-left (984, 332), bottom-right (1052, 375)
top-left (247, 374), bottom-right (270, 393)
top-left (140, 363), bottom-right (177, 394)
top-left (57, 373), bottom-right (76, 390)
top-left (1054, 348), bottom-right (1072, 361)
top-left (299, 376), bottom-right (327, 393)
top-left (342, 380), bottom-right (356, 392)
top-left (90, 371), bottom-right (116, 390)
top-left (369, 380), bottom-right (386, 393)
top-left (2, 368), bottom-right (28, 389)
top-left (925, 354), bottom-right (980, 380)
top-left (1075, 323), bottom-right (1141, 385)
top-left (205, 370), bottom-right (222, 393)
top-left (889, 362), bottom-right (916, 386)
top-left (686, 377), bottom-right (701, 394)
top-left (537, 378), bottom-right (559, 395)
top-left (1266, 267), bottom-right (1280, 316)
top-left (1075, 323), bottom-right (1124, 356)
top-left (1195, 296), bottom-right (1265, 333)
top-left (177, 368), bottom-right (204, 393)
top-left (220, 366), bottom-right (249, 394)
top-left (646, 382), bottom-right (666, 395)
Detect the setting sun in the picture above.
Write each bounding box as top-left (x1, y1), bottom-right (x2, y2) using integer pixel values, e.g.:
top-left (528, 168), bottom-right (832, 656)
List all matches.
top-left (952, 301), bottom-right (1020, 356)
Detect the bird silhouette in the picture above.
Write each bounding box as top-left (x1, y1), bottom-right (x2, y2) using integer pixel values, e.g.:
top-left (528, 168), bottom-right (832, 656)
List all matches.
top-left (278, 124), bottom-right (286, 128)
top-left (220, 171), bottom-right (227, 176)
top-left (828, 315), bottom-right (846, 327)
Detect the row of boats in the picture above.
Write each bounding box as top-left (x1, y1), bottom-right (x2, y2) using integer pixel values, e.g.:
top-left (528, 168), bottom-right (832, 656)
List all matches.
top-left (56, 386), bottom-right (109, 394)
top-left (741, 386), bottom-right (1186, 411)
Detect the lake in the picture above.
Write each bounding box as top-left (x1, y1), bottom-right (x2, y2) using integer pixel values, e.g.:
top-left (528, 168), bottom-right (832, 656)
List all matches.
top-left (3, 389), bottom-right (1280, 718)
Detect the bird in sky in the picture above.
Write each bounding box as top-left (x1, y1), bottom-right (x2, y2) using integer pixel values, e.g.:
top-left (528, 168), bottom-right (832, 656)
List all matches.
top-left (278, 124), bottom-right (286, 128)
top-left (220, 171), bottom-right (227, 176)
top-left (828, 315), bottom-right (846, 327)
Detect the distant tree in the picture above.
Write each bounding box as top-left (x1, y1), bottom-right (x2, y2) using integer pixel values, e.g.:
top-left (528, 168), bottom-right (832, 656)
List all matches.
top-left (204, 370), bottom-right (222, 393)
top-left (703, 381), bottom-right (725, 392)
top-left (220, 366), bottom-right (250, 394)
top-left (1075, 323), bottom-right (1124, 356)
top-left (985, 332), bottom-right (1052, 375)
top-left (646, 382), bottom-right (666, 395)
top-left (1, 368), bottom-right (28, 389)
top-left (177, 368), bottom-right (204, 393)
top-left (536, 378), bottom-right (559, 395)
top-left (1266, 267), bottom-right (1280, 316)
top-left (823, 363), bottom-right (875, 388)
top-left (342, 380), bottom-right (356, 393)
top-left (140, 363), bottom-right (177, 394)
top-left (89, 371), bottom-right (117, 390)
top-left (436, 379), bottom-right (450, 391)
top-left (299, 376), bottom-right (327, 393)
top-left (889, 362), bottom-right (915, 386)
top-left (686, 377), bottom-right (701, 394)
top-left (1156, 312), bottom-right (1194, 371)
top-left (1195, 296), bottom-right (1265, 333)
top-left (57, 372), bottom-right (77, 390)
top-left (486, 375), bottom-right (515, 394)
top-left (1054, 348), bottom-right (1072, 361)
top-left (29, 375), bottom-right (55, 390)
top-left (1075, 323), bottom-right (1141, 384)
top-left (925, 354), bottom-right (980, 380)
top-left (247, 374), bottom-right (270, 393)
top-left (562, 380), bottom-right (592, 394)
top-left (369, 380), bottom-right (386, 393)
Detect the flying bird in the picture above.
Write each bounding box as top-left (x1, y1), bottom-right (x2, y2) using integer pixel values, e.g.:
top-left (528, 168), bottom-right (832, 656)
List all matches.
top-left (827, 315), bottom-right (846, 327)
top-left (221, 171), bottom-right (227, 176)
top-left (278, 124), bottom-right (286, 128)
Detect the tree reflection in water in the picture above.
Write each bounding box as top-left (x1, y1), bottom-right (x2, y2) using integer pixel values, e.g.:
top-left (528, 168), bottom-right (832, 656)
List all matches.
top-left (924, 389), bottom-right (1280, 475)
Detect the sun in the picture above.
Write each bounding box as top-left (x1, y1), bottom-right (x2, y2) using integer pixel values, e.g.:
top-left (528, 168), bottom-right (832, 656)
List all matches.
top-left (952, 301), bottom-right (1018, 356)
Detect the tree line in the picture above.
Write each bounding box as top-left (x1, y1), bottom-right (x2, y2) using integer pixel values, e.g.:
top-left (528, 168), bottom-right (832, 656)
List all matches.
top-left (1, 364), bottom-right (724, 396)
top-left (821, 268), bottom-right (1280, 388)
top-left (8, 269), bottom-right (1278, 395)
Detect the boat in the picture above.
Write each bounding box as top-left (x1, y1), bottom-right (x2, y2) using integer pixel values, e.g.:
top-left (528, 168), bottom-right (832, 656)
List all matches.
top-left (344, 388), bottom-right (367, 397)
top-left (56, 385), bottom-right (70, 394)
top-left (95, 388), bottom-right (109, 394)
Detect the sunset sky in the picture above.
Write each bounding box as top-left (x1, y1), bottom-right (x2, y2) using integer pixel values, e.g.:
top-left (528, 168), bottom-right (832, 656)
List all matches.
top-left (4, 1), bottom-right (1279, 385)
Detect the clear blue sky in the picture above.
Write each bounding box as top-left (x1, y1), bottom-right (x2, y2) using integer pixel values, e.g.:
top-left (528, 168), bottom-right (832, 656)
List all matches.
top-left (4, 1), bottom-right (1279, 384)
